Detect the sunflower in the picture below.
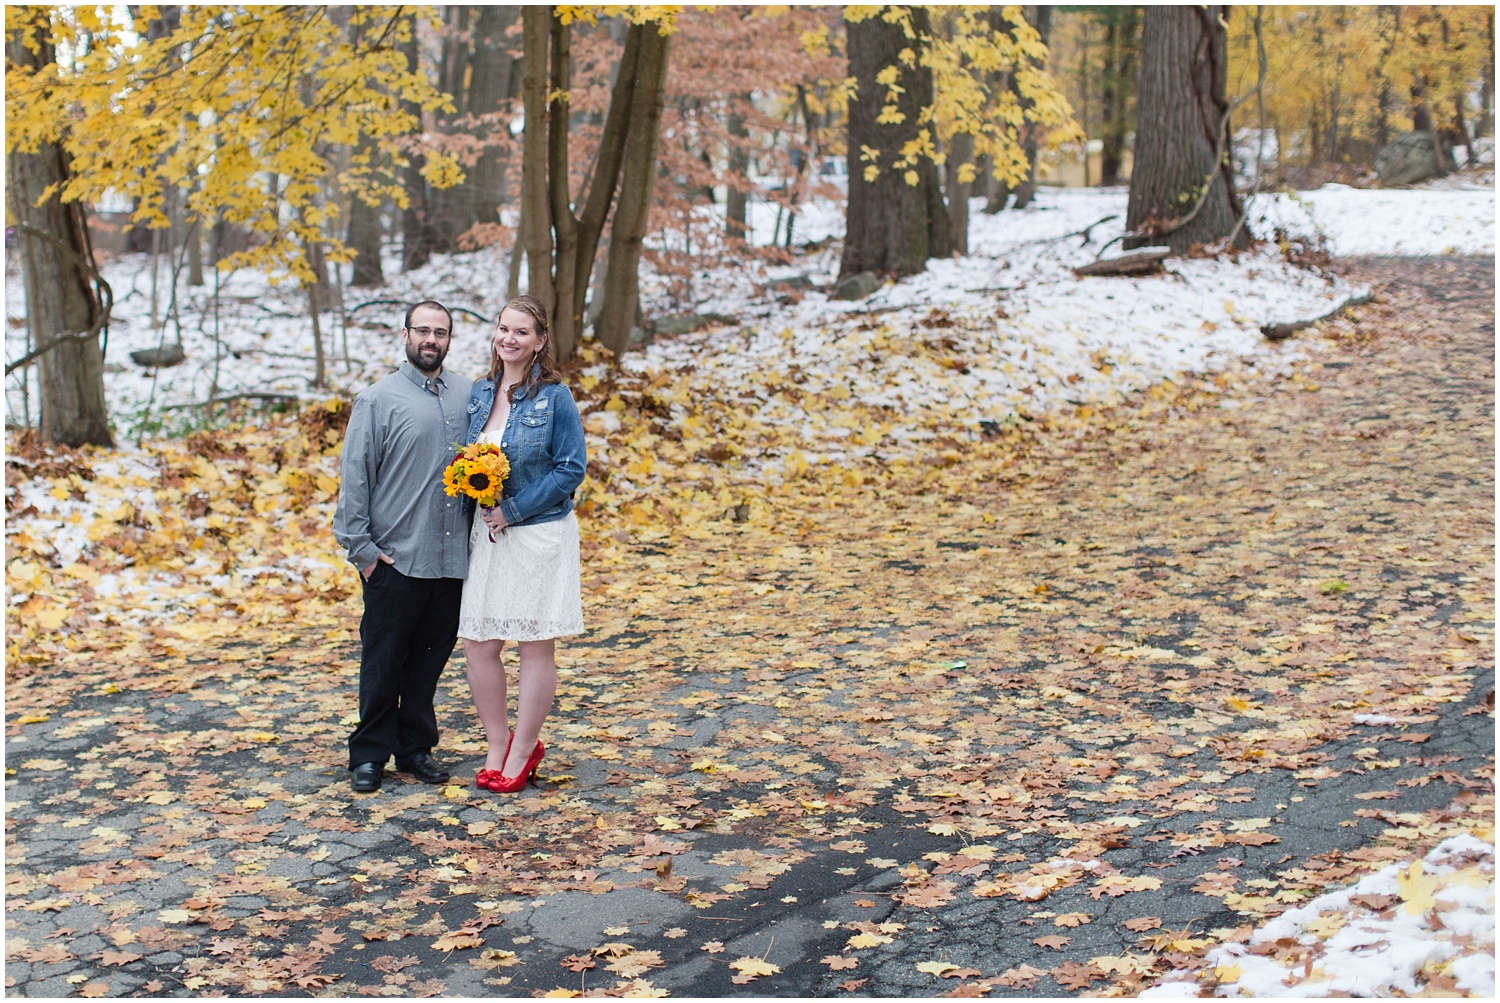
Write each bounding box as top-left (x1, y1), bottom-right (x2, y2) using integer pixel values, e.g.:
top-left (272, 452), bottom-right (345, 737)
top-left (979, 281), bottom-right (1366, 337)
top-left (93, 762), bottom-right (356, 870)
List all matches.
top-left (441, 442), bottom-right (510, 509)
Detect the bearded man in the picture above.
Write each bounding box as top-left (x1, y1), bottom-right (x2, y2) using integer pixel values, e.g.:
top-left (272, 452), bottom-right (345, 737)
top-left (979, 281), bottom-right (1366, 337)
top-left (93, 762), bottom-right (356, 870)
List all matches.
top-left (334, 301), bottom-right (473, 793)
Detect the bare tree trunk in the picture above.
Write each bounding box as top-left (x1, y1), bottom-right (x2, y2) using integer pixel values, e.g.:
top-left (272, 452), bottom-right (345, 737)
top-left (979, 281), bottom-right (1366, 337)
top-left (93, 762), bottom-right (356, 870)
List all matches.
top-left (566, 21), bottom-right (646, 350)
top-left (520, 6), bottom-right (554, 310)
top-left (1375, 6), bottom-right (1396, 150)
top-left (841, 6), bottom-right (952, 278)
top-left (725, 97), bottom-right (751, 242)
top-left (547, 15), bottom-right (581, 357)
top-left (1125, 6), bottom-right (1246, 252)
top-left (1011, 5), bottom-right (1052, 209)
top-left (186, 217), bottom-right (204, 286)
top-left (595, 25), bottom-right (671, 355)
top-left (6, 9), bottom-right (113, 447)
top-left (347, 147), bottom-right (386, 288)
top-left (304, 224), bottom-right (330, 389)
top-left (982, 154), bottom-right (1012, 214)
top-left (1100, 7), bottom-right (1140, 185)
top-left (945, 132), bottom-right (973, 255)
top-left (465, 6), bottom-right (519, 233)
top-left (400, 23), bottom-right (433, 271)
top-left (1483, 9), bottom-right (1496, 137)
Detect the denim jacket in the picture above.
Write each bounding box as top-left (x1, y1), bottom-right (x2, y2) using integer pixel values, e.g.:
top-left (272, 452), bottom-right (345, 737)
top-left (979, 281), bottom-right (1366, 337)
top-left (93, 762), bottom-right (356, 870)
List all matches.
top-left (464, 376), bottom-right (586, 528)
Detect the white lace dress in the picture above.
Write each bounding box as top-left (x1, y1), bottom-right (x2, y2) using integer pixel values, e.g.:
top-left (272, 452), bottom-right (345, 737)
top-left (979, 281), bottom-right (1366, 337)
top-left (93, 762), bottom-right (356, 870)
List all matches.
top-left (457, 433), bottom-right (584, 642)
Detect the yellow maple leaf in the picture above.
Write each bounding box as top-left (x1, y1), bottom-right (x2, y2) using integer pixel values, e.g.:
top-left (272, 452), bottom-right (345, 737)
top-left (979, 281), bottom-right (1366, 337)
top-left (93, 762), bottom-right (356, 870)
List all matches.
top-left (21, 759), bottom-right (68, 771)
top-left (916, 961), bottom-right (959, 977)
top-left (1397, 860), bottom-right (1441, 915)
top-left (848, 932), bottom-right (893, 949)
top-left (729, 957), bottom-right (780, 978)
top-left (432, 931), bottom-right (484, 951)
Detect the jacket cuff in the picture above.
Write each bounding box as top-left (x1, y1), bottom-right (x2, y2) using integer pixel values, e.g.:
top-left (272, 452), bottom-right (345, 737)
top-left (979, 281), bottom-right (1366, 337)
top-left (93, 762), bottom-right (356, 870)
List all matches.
top-left (500, 497), bottom-right (522, 525)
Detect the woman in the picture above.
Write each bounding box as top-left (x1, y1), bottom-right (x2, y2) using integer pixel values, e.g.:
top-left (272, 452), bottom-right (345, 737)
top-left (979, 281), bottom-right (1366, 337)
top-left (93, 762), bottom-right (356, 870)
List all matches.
top-left (459, 295), bottom-right (587, 794)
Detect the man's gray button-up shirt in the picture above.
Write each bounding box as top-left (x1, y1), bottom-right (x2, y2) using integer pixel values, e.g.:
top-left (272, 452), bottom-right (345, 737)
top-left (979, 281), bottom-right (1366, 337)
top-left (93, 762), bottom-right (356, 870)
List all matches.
top-left (333, 362), bottom-right (474, 579)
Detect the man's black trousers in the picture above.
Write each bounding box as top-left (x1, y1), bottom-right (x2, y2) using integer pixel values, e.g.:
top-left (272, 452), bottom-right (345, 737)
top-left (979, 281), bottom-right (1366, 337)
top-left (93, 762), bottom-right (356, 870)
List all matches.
top-left (348, 564), bottom-right (464, 769)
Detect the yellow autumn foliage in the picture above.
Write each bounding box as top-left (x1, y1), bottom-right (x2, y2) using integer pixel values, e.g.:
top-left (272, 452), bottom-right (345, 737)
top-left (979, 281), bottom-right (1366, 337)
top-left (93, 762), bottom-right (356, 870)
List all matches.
top-left (4, 5), bottom-right (452, 284)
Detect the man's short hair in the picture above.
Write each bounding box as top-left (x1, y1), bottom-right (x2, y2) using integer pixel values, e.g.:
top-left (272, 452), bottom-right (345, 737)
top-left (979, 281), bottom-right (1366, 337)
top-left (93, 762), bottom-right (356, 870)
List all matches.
top-left (404, 300), bottom-right (454, 334)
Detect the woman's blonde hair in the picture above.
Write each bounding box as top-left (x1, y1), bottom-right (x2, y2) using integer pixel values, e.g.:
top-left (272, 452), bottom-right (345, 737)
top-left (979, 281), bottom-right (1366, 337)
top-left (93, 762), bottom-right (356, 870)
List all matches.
top-left (487, 294), bottom-right (564, 400)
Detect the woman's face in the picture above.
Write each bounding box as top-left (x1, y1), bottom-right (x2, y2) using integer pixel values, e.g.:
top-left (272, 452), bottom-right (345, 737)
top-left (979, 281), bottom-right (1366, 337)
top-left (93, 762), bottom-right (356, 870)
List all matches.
top-left (493, 306), bottom-right (546, 368)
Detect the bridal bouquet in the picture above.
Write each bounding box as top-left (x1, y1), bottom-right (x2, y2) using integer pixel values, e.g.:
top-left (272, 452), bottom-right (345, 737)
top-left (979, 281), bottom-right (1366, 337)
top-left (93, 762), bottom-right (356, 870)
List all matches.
top-left (442, 441), bottom-right (509, 510)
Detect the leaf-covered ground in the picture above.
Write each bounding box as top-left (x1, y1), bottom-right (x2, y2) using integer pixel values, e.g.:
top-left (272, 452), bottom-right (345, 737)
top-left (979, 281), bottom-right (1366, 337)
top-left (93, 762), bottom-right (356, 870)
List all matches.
top-left (5, 257), bottom-right (1493, 998)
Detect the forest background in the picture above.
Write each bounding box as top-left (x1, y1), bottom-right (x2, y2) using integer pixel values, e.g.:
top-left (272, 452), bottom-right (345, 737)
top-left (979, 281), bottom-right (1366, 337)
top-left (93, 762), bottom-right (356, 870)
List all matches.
top-left (4, 4), bottom-right (1494, 446)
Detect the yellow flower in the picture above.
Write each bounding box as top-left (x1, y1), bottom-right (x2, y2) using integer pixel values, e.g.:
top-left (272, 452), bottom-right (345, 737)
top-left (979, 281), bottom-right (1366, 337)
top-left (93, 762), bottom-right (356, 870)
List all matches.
top-left (440, 442), bottom-right (510, 509)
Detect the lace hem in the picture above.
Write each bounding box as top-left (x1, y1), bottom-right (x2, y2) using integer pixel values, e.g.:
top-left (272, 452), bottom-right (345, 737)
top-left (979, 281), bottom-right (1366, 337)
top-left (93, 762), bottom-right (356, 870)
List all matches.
top-left (458, 615), bottom-right (584, 642)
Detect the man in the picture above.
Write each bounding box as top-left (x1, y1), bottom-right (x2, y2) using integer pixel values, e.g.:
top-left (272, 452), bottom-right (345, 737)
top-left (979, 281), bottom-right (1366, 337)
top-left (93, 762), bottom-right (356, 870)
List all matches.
top-left (334, 301), bottom-right (473, 793)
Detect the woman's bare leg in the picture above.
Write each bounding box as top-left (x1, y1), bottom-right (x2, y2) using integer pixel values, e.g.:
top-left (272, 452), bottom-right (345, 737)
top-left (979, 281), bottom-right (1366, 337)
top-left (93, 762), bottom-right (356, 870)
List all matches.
top-left (463, 638), bottom-right (510, 771)
top-left (503, 639), bottom-right (556, 776)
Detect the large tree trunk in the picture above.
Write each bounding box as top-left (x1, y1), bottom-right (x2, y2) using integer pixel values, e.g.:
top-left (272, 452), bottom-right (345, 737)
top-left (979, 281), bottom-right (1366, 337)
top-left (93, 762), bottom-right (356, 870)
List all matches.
top-left (425, 5), bottom-right (472, 252)
top-left (347, 146), bottom-right (386, 286)
top-left (517, 10), bottom-right (668, 361)
top-left (465, 6), bottom-right (519, 233)
top-left (841, 6), bottom-right (952, 279)
top-left (1125, 6), bottom-right (1246, 252)
top-left (547, 15), bottom-right (581, 356)
top-left (595, 25), bottom-right (671, 356)
top-left (6, 10), bottom-right (113, 447)
top-left (520, 7), bottom-right (555, 312)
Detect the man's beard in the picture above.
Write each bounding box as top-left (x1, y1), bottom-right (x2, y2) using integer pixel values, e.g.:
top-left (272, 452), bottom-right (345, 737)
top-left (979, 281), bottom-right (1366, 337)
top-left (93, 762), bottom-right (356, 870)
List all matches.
top-left (406, 340), bottom-right (446, 374)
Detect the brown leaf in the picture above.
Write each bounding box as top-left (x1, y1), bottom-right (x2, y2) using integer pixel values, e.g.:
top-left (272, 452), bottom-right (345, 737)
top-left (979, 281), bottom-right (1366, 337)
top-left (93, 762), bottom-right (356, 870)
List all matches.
top-left (100, 949), bottom-right (143, 966)
top-left (371, 955), bottom-right (420, 975)
top-left (561, 954), bottom-right (597, 972)
top-left (821, 955), bottom-right (859, 970)
top-left (1123, 916), bottom-right (1163, 932)
top-left (838, 978), bottom-right (869, 992)
top-left (1349, 893), bottom-right (1399, 911)
top-left (292, 974), bottom-right (341, 989)
top-left (901, 879), bottom-right (958, 909)
top-left (1032, 935), bottom-right (1071, 950)
top-left (994, 964), bottom-right (1047, 988)
top-left (1052, 961), bottom-right (1102, 991)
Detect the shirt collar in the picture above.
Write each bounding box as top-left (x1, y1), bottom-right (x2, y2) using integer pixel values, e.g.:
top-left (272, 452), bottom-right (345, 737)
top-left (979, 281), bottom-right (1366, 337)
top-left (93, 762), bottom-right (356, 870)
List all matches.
top-left (399, 361), bottom-right (445, 394)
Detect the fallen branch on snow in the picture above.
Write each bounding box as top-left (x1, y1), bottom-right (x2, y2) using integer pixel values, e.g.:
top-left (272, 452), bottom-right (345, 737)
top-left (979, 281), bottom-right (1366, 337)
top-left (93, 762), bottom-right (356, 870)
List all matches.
top-left (1261, 291), bottom-right (1375, 341)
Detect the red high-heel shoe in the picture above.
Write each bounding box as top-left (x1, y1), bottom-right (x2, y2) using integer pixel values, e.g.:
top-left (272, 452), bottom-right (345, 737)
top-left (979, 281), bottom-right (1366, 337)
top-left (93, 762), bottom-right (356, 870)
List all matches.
top-left (475, 731), bottom-right (515, 789)
top-left (490, 740), bottom-right (544, 794)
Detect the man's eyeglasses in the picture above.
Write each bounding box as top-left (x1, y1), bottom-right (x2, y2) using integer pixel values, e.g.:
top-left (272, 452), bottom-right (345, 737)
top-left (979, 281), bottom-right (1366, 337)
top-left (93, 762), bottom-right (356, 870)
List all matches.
top-left (408, 326), bottom-right (451, 339)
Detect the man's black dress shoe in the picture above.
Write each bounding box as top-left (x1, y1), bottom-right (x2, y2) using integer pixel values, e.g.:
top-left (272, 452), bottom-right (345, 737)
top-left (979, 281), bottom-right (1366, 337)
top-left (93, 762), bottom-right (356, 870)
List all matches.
top-left (351, 762), bottom-right (383, 792)
top-left (395, 752), bottom-right (451, 785)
